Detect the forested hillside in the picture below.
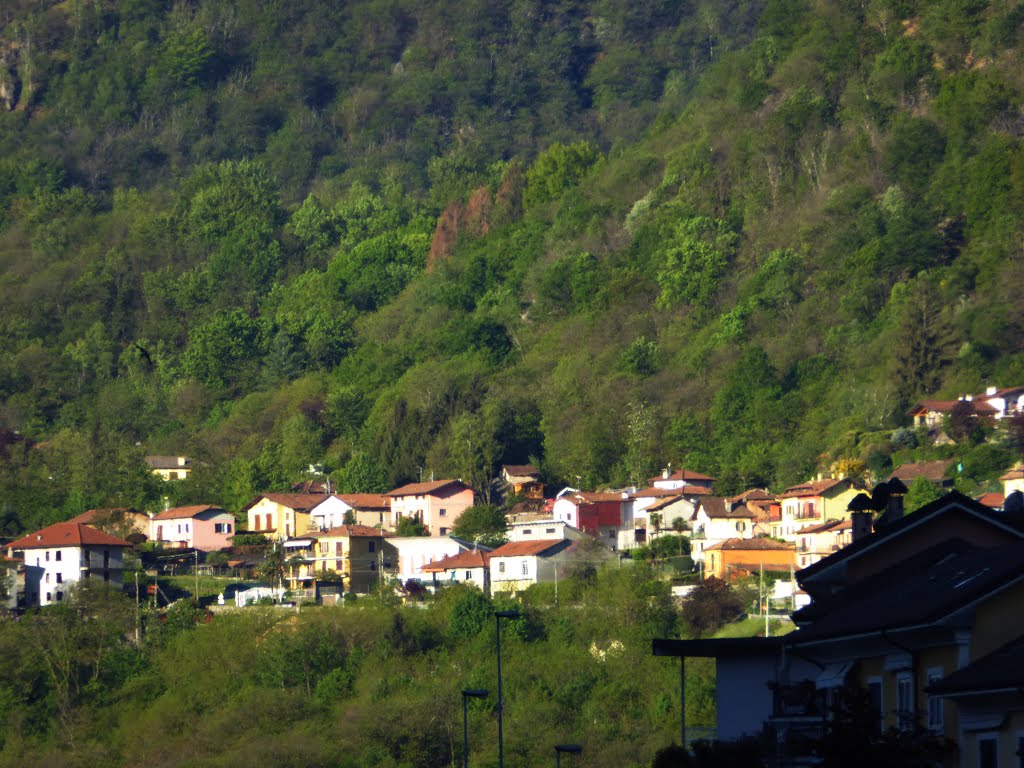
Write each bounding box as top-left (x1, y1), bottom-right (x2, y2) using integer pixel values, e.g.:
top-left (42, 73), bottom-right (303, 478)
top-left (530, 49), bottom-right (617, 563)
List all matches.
top-left (2, 0), bottom-right (1024, 531)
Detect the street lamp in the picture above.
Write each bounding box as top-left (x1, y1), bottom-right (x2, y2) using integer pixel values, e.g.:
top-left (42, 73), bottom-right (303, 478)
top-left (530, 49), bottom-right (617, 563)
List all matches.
top-left (495, 609), bottom-right (521, 768)
top-left (554, 744), bottom-right (583, 768)
top-left (461, 689), bottom-right (489, 768)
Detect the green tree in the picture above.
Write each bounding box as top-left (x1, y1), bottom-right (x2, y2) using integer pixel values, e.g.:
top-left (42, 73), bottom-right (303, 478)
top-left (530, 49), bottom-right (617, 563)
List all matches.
top-left (450, 505), bottom-right (507, 547)
top-left (655, 216), bottom-right (739, 310)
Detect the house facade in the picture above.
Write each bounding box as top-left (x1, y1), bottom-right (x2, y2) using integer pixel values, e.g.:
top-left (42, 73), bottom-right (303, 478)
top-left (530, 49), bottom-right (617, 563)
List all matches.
top-left (149, 505), bottom-right (235, 550)
top-left (689, 497), bottom-right (756, 565)
top-left (703, 538), bottom-right (795, 580)
top-left (552, 491), bottom-right (625, 550)
top-left (145, 455), bottom-right (192, 481)
top-left (650, 468), bottom-right (716, 492)
top-left (308, 494), bottom-right (391, 532)
top-left (244, 493), bottom-right (325, 540)
top-left (385, 536), bottom-right (471, 586)
top-left (420, 549), bottom-right (492, 592)
top-left (489, 539), bottom-right (574, 593)
top-left (314, 525), bottom-right (387, 593)
top-left (501, 464), bottom-right (543, 499)
top-left (6, 522), bottom-right (132, 607)
top-left (793, 518), bottom-right (852, 570)
top-left (386, 479), bottom-right (475, 537)
top-left (778, 478), bottom-right (860, 541)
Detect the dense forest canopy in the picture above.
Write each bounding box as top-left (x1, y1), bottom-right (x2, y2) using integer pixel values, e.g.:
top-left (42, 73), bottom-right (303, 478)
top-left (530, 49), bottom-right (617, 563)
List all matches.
top-left (1, 0), bottom-right (1023, 531)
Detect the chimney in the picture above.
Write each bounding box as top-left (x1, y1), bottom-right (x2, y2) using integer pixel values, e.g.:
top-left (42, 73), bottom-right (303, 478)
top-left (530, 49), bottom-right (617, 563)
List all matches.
top-left (850, 511), bottom-right (873, 542)
top-left (662, 468), bottom-right (669, 480)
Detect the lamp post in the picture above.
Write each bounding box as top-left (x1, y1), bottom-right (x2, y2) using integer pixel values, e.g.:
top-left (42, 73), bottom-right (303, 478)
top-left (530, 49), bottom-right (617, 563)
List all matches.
top-left (495, 609), bottom-right (521, 768)
top-left (554, 744), bottom-right (582, 768)
top-left (461, 689), bottom-right (489, 768)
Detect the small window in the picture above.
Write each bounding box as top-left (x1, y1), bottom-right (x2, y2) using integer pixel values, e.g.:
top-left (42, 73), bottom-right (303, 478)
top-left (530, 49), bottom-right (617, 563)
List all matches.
top-left (44, 573), bottom-right (50, 584)
top-left (521, 561), bottom-right (528, 575)
top-left (498, 561), bottom-right (506, 573)
top-left (440, 527), bottom-right (447, 535)
top-left (545, 528), bottom-right (555, 534)
top-left (55, 591), bottom-right (63, 602)
top-left (46, 592), bottom-right (51, 601)
top-left (736, 521), bottom-right (745, 531)
top-left (45, 551), bottom-right (50, 562)
top-left (523, 529), bottom-right (532, 534)
top-left (55, 551), bottom-right (61, 561)
top-left (927, 668), bottom-right (944, 732)
top-left (56, 573), bottom-right (62, 584)
top-left (897, 674), bottom-right (914, 730)
top-left (465, 571), bottom-right (471, 580)
top-left (439, 508), bottom-right (447, 517)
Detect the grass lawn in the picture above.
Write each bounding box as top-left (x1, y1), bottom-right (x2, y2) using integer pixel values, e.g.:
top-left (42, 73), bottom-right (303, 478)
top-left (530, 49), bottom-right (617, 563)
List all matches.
top-left (712, 616), bottom-right (794, 638)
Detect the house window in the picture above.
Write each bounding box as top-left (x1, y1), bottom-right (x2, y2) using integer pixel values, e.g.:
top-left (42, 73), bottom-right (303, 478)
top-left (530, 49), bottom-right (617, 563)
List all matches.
top-left (465, 571), bottom-right (471, 580)
top-left (440, 528), bottom-right (448, 535)
top-left (927, 668), bottom-right (944, 732)
top-left (215, 522), bottom-right (232, 534)
top-left (867, 678), bottom-right (883, 735)
top-left (498, 562), bottom-right (506, 573)
top-left (368, 541), bottom-right (376, 553)
top-left (46, 592), bottom-right (52, 602)
top-left (736, 521), bottom-right (745, 532)
top-left (44, 573), bottom-right (50, 584)
top-left (55, 551), bottom-right (61, 561)
top-left (545, 528), bottom-right (555, 534)
top-left (45, 551), bottom-right (49, 562)
top-left (521, 561), bottom-right (528, 575)
top-left (55, 591), bottom-right (63, 601)
top-left (897, 673), bottom-right (914, 730)
top-left (439, 508), bottom-right (447, 517)
top-left (979, 735), bottom-right (999, 768)
top-left (56, 574), bottom-right (62, 584)
top-left (523, 529), bottom-right (532, 535)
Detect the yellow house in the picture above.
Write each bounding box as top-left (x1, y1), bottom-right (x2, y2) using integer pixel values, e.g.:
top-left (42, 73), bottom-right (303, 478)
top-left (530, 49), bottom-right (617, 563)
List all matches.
top-left (778, 477), bottom-right (862, 541)
top-left (243, 494), bottom-right (324, 541)
top-left (314, 525), bottom-right (386, 593)
top-left (145, 455), bottom-right (192, 481)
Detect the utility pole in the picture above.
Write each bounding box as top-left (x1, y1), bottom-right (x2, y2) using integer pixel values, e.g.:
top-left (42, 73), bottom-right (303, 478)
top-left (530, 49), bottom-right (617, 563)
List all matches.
top-left (194, 549), bottom-right (199, 602)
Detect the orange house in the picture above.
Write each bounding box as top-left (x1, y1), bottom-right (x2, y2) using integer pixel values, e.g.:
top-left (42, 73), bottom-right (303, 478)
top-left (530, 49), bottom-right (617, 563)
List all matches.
top-left (704, 538), bottom-right (796, 580)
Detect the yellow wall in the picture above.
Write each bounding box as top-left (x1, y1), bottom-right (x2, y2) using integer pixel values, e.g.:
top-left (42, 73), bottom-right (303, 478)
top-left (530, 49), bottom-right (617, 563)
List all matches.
top-left (972, 580), bottom-right (1024, 660)
top-left (822, 487), bottom-right (860, 520)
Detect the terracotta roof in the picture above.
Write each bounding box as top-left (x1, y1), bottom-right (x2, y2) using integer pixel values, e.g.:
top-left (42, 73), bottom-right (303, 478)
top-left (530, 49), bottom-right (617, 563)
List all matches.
top-left (145, 455), bottom-right (191, 470)
top-left (319, 524), bottom-right (386, 538)
top-left (386, 479), bottom-right (470, 497)
top-left (578, 491), bottom-right (626, 503)
top-left (977, 492), bottom-right (1005, 509)
top-left (490, 539), bottom-right (571, 557)
top-left (335, 494), bottom-right (390, 509)
top-left (8, 522), bottom-right (132, 550)
top-left (697, 497), bottom-right (755, 519)
top-left (503, 464), bottom-right (539, 477)
top-left (68, 508), bottom-right (143, 524)
top-left (631, 487), bottom-right (684, 499)
top-left (151, 504), bottom-right (227, 521)
top-left (650, 469), bottom-right (716, 483)
top-left (728, 489), bottom-right (776, 503)
top-left (645, 495), bottom-right (690, 512)
top-left (889, 460), bottom-right (953, 484)
top-left (1000, 466), bottom-right (1024, 482)
top-left (291, 480), bottom-right (331, 493)
top-left (420, 549), bottom-right (491, 572)
top-left (242, 493), bottom-right (327, 512)
top-left (705, 538), bottom-right (794, 551)
top-left (781, 478), bottom-right (851, 498)
top-left (795, 518), bottom-right (852, 535)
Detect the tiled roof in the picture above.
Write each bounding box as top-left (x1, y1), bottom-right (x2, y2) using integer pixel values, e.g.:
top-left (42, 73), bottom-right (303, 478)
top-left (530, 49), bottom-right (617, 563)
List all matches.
top-left (697, 497), bottom-right (755, 519)
top-left (8, 522), bottom-right (132, 550)
top-left (1000, 466), bottom-right (1024, 481)
top-left (335, 494), bottom-right (390, 509)
top-left (650, 469), bottom-right (716, 483)
top-left (420, 549), bottom-right (491, 572)
top-left (145, 455), bottom-right (191, 469)
top-left (386, 479), bottom-right (470, 497)
top-left (728, 489), bottom-right (776, 503)
top-left (242, 493), bottom-right (327, 512)
top-left (889, 460), bottom-right (953, 484)
top-left (705, 538), bottom-right (794, 551)
top-left (291, 480), bottom-right (331, 493)
top-left (151, 504), bottom-right (227, 521)
top-left (781, 478), bottom-right (850, 498)
top-left (645, 495), bottom-right (690, 512)
top-left (795, 518), bottom-right (851, 535)
top-left (976, 492), bottom-right (1005, 509)
top-left (796, 491), bottom-right (1024, 583)
top-left (631, 487), bottom-right (683, 498)
top-left (319, 524), bottom-right (386, 538)
top-left (490, 539), bottom-right (571, 557)
top-left (792, 540), bottom-right (1024, 644)
top-left (503, 464), bottom-right (539, 477)
top-left (67, 508), bottom-right (143, 524)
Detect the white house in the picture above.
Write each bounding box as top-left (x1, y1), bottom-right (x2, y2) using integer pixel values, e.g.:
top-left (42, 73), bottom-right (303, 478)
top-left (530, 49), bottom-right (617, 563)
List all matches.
top-left (419, 549), bottom-right (492, 592)
top-left (308, 494), bottom-right (392, 531)
top-left (489, 539), bottom-right (574, 593)
top-left (689, 497), bottom-right (756, 565)
top-left (507, 518), bottom-right (583, 542)
top-left (650, 468), bottom-right (716, 492)
top-left (385, 536), bottom-right (477, 586)
top-left (1002, 466), bottom-right (1024, 497)
top-left (6, 522), bottom-right (132, 608)
top-left (149, 505), bottom-right (235, 551)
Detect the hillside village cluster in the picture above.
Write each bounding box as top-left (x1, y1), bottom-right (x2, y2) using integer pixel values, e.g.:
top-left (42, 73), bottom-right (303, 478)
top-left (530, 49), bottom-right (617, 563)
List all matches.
top-left (3, 389), bottom-right (1024, 767)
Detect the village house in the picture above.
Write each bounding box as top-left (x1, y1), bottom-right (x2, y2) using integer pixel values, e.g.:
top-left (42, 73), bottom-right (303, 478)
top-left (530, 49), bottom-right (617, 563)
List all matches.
top-left (690, 497), bottom-right (757, 566)
top-left (642, 495), bottom-right (695, 538)
top-left (149, 505), bottom-right (235, 551)
top-left (386, 479), bottom-right (475, 537)
top-left (145, 455), bottom-right (192, 481)
top-left (420, 548), bottom-right (492, 592)
top-left (652, 491), bottom-right (1024, 760)
top-left (308, 493), bottom-right (392, 531)
top-left (506, 517), bottom-right (583, 543)
top-left (501, 464), bottom-right (543, 499)
top-left (703, 537), bottom-right (796, 580)
top-left (1002, 465), bottom-right (1024, 496)
top-left (385, 536), bottom-right (476, 587)
top-left (243, 493), bottom-right (325, 540)
top-left (67, 507), bottom-right (149, 538)
top-left (551, 490), bottom-right (627, 550)
top-left (729, 489), bottom-right (780, 536)
top-left (314, 525), bottom-right (387, 593)
top-left (908, 398), bottom-right (999, 429)
top-left (489, 538), bottom-right (574, 593)
top-left (6, 522), bottom-right (132, 607)
top-left (650, 467), bottom-right (716, 492)
top-left (777, 477), bottom-right (860, 541)
top-left (889, 459), bottom-right (955, 489)
top-left (793, 517), bottom-right (852, 570)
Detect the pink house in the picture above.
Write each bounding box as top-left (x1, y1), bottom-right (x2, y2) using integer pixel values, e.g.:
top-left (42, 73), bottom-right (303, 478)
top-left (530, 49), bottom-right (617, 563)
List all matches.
top-left (149, 505), bottom-right (235, 551)
top-left (386, 479), bottom-right (475, 537)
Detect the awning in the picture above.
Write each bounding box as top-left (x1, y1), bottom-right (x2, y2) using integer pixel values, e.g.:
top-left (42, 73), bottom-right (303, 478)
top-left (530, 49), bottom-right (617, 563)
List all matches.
top-left (816, 660), bottom-right (853, 689)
